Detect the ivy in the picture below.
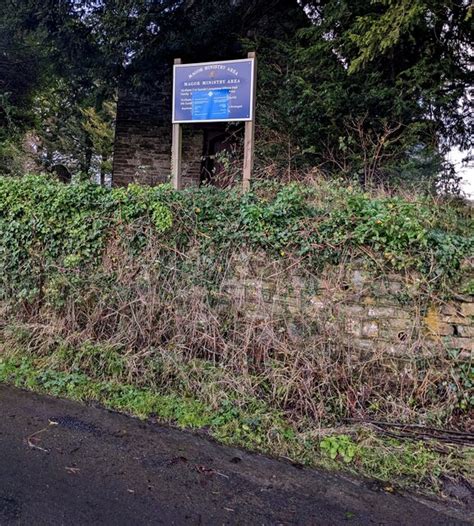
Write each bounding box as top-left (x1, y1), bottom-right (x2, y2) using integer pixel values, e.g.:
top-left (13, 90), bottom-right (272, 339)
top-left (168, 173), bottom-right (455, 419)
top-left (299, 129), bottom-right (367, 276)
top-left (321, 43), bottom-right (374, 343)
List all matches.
top-left (0, 175), bottom-right (471, 304)
top-left (0, 175), bottom-right (173, 298)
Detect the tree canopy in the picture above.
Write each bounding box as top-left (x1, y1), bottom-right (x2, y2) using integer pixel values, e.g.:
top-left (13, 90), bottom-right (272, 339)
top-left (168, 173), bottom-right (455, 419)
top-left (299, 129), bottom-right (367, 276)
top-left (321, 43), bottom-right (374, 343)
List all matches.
top-left (1, 0), bottom-right (472, 191)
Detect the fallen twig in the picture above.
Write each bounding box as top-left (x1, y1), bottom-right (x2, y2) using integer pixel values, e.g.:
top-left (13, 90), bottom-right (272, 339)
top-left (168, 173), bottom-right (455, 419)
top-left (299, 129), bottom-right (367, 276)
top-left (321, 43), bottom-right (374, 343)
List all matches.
top-left (345, 419), bottom-right (474, 446)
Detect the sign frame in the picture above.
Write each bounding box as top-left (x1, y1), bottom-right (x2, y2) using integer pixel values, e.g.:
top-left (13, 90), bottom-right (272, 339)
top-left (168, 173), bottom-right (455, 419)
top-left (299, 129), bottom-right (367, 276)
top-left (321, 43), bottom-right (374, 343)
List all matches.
top-left (171, 57), bottom-right (256, 124)
top-left (172, 57), bottom-right (255, 124)
top-left (171, 53), bottom-right (256, 192)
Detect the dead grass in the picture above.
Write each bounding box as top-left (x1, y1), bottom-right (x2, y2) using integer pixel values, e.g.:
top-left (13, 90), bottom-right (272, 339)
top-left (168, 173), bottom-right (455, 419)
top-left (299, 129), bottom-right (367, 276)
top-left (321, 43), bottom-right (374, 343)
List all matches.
top-left (1, 225), bottom-right (469, 433)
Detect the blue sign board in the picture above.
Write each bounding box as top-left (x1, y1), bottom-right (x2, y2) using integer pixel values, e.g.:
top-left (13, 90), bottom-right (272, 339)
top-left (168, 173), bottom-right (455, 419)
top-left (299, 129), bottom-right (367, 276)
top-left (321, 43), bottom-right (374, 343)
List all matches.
top-left (172, 59), bottom-right (255, 123)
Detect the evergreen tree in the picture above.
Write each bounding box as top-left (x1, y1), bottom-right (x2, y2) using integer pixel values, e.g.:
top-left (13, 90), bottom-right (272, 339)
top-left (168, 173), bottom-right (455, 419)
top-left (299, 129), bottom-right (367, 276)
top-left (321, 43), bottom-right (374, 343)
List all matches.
top-left (256, 0), bottom-right (473, 189)
top-left (1, 0), bottom-right (472, 190)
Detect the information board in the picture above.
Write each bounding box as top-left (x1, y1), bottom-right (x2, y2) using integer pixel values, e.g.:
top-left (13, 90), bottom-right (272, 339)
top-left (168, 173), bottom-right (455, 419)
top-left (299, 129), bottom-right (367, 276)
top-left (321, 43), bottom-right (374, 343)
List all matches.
top-left (172, 58), bottom-right (255, 123)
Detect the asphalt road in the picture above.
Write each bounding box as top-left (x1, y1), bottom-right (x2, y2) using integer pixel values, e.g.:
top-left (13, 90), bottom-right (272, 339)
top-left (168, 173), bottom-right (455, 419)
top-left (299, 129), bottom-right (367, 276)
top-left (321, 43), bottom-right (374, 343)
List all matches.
top-left (0, 385), bottom-right (471, 525)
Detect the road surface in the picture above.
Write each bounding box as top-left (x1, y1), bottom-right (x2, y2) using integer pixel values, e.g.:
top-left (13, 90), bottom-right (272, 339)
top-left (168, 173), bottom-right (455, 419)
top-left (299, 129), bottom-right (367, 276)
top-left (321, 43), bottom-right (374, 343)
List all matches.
top-left (0, 385), bottom-right (471, 525)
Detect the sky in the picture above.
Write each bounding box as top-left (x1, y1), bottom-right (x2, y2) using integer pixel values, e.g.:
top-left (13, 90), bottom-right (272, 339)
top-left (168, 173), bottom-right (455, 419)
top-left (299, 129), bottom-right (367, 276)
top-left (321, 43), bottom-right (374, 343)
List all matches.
top-left (448, 147), bottom-right (474, 199)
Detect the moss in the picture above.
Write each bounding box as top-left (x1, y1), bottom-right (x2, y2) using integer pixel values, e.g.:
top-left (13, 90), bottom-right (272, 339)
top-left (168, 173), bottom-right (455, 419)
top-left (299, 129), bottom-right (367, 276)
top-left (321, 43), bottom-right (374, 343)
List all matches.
top-left (424, 306), bottom-right (442, 336)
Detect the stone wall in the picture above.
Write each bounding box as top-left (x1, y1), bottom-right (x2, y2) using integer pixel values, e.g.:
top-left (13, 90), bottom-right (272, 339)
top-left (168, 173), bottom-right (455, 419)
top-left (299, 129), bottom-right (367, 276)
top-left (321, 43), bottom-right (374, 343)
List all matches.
top-left (223, 254), bottom-right (474, 357)
top-left (112, 87), bottom-right (203, 188)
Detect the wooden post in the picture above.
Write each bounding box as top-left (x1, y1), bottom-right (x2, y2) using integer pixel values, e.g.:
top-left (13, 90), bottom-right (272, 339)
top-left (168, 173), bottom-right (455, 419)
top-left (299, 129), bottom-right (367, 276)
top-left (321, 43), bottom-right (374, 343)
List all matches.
top-left (171, 58), bottom-right (183, 190)
top-left (243, 52), bottom-right (256, 192)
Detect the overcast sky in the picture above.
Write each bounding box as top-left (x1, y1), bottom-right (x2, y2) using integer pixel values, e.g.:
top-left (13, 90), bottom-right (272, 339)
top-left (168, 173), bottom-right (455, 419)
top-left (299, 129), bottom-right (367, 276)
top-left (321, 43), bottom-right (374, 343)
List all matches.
top-left (448, 147), bottom-right (474, 198)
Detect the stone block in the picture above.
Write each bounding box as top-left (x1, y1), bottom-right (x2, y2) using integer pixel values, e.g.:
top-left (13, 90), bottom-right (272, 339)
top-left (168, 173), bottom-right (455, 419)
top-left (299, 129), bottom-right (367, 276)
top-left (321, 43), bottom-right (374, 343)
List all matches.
top-left (444, 337), bottom-right (473, 352)
top-left (456, 325), bottom-right (474, 338)
top-left (387, 280), bottom-right (403, 294)
top-left (432, 323), bottom-right (455, 337)
top-left (343, 305), bottom-right (365, 316)
top-left (440, 304), bottom-right (460, 316)
top-left (382, 318), bottom-right (413, 331)
top-left (346, 319), bottom-right (362, 337)
top-left (367, 306), bottom-right (394, 318)
top-left (461, 303), bottom-right (474, 317)
top-left (367, 306), bottom-right (410, 319)
top-left (382, 343), bottom-right (411, 355)
top-left (363, 296), bottom-right (376, 306)
top-left (351, 338), bottom-right (375, 351)
top-left (442, 315), bottom-right (470, 325)
top-left (362, 321), bottom-right (379, 338)
top-left (309, 297), bottom-right (325, 312)
top-left (379, 326), bottom-right (415, 342)
top-left (351, 270), bottom-right (368, 292)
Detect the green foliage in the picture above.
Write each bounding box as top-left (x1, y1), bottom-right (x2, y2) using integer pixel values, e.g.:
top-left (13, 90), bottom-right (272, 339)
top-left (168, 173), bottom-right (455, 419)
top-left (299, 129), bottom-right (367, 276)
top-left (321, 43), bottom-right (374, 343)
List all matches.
top-left (32, 83), bottom-right (117, 179)
top-left (187, 180), bottom-right (471, 285)
top-left (462, 280), bottom-right (474, 296)
top-left (0, 175), bottom-right (471, 304)
top-left (0, 138), bottom-right (24, 177)
top-left (0, 175), bottom-right (173, 299)
top-left (0, 3), bottom-right (53, 175)
top-left (358, 436), bottom-right (445, 485)
top-left (347, 0), bottom-right (427, 73)
top-left (0, 0), bottom-right (124, 178)
top-left (320, 435), bottom-right (357, 463)
top-left (254, 0), bottom-right (473, 187)
top-left (2, 1), bottom-right (472, 190)
top-left (111, 184), bottom-right (173, 232)
top-left (53, 342), bottom-right (127, 380)
top-left (319, 189), bottom-right (472, 275)
top-left (448, 349), bottom-right (474, 411)
top-left (240, 183), bottom-right (310, 249)
top-left (0, 355), bottom-right (209, 424)
top-left (456, 362), bottom-right (474, 411)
